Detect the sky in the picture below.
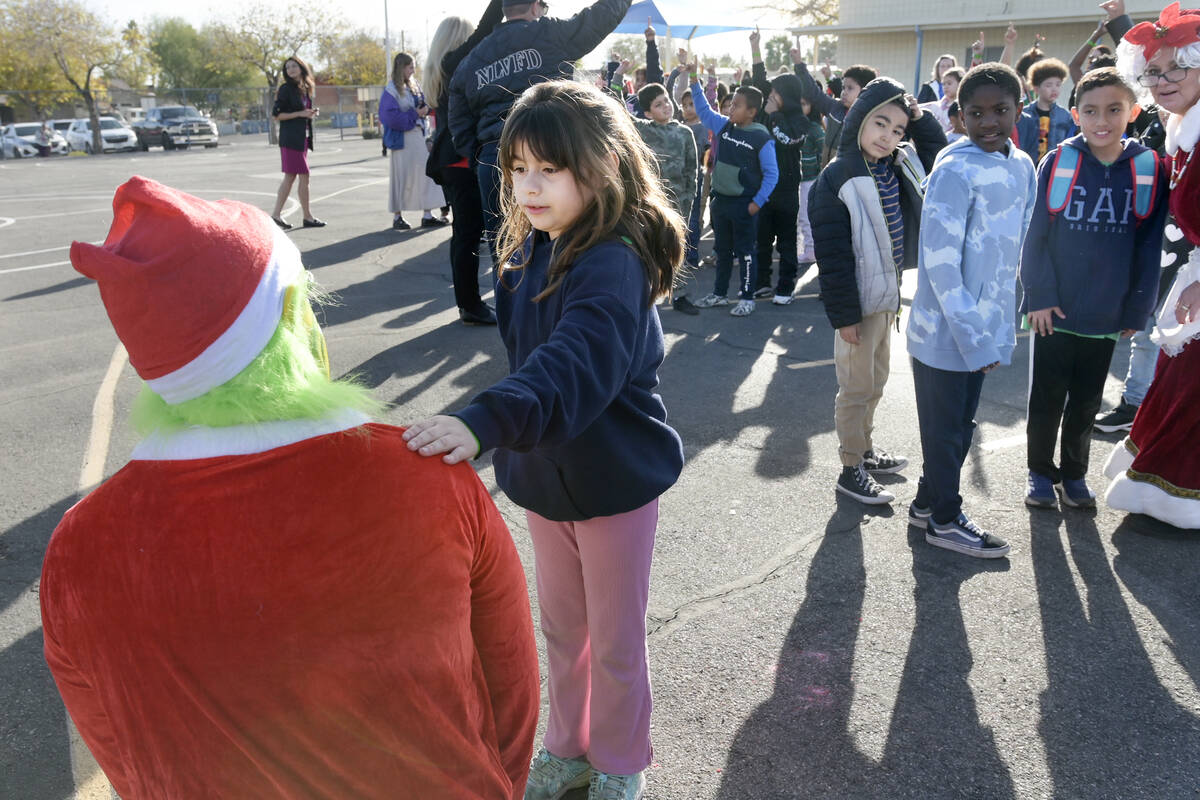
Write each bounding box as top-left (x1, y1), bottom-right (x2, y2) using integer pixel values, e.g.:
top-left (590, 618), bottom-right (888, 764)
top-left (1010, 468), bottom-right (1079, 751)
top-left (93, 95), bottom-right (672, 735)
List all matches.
top-left (94, 0), bottom-right (800, 70)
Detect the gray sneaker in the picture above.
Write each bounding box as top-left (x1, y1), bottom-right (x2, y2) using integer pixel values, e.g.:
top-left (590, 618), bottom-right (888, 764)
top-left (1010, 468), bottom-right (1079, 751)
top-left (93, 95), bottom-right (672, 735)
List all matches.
top-left (588, 770), bottom-right (646, 800)
top-left (524, 749), bottom-right (592, 800)
top-left (694, 293), bottom-right (731, 308)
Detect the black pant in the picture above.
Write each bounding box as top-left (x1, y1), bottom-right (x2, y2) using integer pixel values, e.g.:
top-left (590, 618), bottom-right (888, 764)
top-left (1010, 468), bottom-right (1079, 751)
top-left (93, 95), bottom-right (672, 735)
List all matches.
top-left (442, 166), bottom-right (487, 314)
top-left (1026, 331), bottom-right (1117, 482)
top-left (710, 196), bottom-right (758, 300)
top-left (912, 358), bottom-right (986, 525)
top-left (754, 199), bottom-right (799, 295)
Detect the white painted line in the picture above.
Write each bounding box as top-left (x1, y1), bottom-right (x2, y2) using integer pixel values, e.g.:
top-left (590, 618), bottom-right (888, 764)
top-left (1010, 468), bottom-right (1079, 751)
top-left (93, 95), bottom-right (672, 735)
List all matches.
top-left (979, 433), bottom-right (1026, 453)
top-left (15, 208), bottom-right (108, 221)
top-left (70, 342), bottom-right (127, 797)
top-left (78, 343), bottom-right (127, 490)
top-left (0, 260), bottom-right (71, 275)
top-left (311, 178), bottom-right (388, 204)
top-left (0, 216), bottom-right (13, 228)
top-left (785, 358), bottom-right (835, 370)
top-left (0, 244), bottom-right (71, 260)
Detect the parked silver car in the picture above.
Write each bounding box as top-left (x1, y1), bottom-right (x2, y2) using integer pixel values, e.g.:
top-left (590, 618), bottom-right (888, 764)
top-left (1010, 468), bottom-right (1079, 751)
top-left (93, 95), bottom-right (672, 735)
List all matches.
top-left (65, 117), bottom-right (138, 153)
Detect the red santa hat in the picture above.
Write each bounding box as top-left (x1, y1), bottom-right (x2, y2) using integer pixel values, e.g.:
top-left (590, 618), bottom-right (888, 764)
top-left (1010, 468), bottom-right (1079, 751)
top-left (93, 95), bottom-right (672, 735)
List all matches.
top-left (71, 176), bottom-right (303, 404)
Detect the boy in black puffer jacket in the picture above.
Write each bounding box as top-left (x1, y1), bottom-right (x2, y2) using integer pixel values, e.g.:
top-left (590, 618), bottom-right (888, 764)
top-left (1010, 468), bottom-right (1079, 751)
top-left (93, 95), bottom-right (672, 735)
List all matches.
top-left (747, 29), bottom-right (810, 304)
top-left (808, 76), bottom-right (946, 505)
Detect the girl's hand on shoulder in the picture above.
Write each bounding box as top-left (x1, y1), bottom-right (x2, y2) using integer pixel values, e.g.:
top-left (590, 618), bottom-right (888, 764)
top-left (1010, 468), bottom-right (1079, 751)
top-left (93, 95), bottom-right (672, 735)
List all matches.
top-left (403, 415), bottom-right (480, 464)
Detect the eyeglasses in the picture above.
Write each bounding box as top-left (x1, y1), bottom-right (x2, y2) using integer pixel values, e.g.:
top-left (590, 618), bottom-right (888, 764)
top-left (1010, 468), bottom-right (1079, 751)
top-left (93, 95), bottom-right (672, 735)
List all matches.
top-left (1137, 67), bottom-right (1191, 87)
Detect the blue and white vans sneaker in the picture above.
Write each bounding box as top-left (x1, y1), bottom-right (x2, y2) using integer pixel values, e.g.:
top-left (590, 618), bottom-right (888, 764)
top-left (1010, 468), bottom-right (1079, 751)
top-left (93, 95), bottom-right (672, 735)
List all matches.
top-left (1057, 478), bottom-right (1096, 508)
top-left (524, 749), bottom-right (592, 800)
top-left (927, 514), bottom-right (1010, 559)
top-left (908, 501), bottom-right (932, 529)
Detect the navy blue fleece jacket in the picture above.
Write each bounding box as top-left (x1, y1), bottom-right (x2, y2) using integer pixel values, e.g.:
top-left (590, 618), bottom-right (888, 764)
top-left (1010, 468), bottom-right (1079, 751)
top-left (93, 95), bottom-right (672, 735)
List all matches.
top-left (454, 235), bottom-right (683, 522)
top-left (1019, 134), bottom-right (1170, 334)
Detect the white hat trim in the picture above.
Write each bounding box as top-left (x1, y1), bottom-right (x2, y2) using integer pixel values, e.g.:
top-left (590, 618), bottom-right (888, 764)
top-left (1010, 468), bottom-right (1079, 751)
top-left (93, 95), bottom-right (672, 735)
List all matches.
top-left (146, 225), bottom-right (304, 405)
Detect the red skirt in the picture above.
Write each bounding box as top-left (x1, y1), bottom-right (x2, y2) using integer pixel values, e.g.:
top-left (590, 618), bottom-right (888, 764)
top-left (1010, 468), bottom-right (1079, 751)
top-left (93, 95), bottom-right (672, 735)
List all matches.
top-left (281, 146), bottom-right (309, 175)
top-left (1104, 340), bottom-right (1200, 528)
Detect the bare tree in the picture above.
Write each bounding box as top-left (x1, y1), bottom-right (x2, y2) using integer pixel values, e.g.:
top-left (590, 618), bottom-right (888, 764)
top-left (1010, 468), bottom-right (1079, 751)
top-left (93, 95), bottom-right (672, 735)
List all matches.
top-left (213, 3), bottom-right (343, 144)
top-left (8, 0), bottom-right (122, 152)
top-left (759, 0), bottom-right (838, 26)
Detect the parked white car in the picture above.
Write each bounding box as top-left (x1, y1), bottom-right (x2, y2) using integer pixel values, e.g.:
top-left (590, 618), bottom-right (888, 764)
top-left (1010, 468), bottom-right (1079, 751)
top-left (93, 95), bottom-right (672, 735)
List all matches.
top-left (1, 122), bottom-right (69, 157)
top-left (65, 117), bottom-right (138, 153)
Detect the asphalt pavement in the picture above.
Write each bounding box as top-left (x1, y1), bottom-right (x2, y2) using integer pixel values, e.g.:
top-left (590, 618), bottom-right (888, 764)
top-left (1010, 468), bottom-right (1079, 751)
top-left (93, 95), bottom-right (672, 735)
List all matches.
top-left (1, 134), bottom-right (1198, 799)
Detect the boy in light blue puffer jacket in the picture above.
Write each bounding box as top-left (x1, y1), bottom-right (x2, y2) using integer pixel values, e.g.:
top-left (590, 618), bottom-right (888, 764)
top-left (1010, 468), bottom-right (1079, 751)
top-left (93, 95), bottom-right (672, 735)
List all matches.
top-left (905, 63), bottom-right (1037, 560)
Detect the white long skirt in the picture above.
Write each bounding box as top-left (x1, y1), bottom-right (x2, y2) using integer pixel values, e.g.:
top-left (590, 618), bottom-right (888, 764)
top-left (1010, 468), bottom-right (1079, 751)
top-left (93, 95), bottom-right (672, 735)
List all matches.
top-left (389, 127), bottom-right (445, 213)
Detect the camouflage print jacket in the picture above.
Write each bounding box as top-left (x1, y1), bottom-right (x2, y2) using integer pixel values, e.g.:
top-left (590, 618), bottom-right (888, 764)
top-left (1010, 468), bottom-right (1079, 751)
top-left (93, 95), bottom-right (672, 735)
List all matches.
top-left (631, 117), bottom-right (697, 220)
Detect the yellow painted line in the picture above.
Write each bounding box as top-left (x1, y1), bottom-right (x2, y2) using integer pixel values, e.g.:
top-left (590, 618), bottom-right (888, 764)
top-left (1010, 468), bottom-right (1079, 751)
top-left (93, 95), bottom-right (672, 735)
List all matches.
top-left (785, 358), bottom-right (836, 370)
top-left (69, 342), bottom-right (127, 798)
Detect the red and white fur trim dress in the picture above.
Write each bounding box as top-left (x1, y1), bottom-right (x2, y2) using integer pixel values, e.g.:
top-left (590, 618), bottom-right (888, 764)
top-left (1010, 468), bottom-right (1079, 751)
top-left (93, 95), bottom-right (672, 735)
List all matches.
top-left (1104, 99), bottom-right (1200, 529)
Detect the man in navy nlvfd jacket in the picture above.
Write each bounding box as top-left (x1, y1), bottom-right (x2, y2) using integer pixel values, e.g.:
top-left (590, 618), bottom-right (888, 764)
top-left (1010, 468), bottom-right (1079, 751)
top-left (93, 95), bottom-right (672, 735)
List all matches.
top-left (448, 0), bottom-right (632, 249)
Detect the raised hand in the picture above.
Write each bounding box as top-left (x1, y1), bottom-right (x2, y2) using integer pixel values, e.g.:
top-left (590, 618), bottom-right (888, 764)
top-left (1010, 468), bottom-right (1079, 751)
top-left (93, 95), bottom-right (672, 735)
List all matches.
top-left (645, 17), bottom-right (655, 40)
top-left (971, 31), bottom-right (985, 55)
top-left (820, 61), bottom-right (832, 79)
top-left (1100, 0), bottom-right (1125, 21)
top-left (749, 26), bottom-right (761, 50)
top-left (677, 47), bottom-right (688, 67)
top-left (789, 46), bottom-right (803, 65)
top-left (1004, 22), bottom-right (1018, 45)
top-left (617, 58), bottom-right (632, 75)
top-left (905, 93), bottom-right (921, 119)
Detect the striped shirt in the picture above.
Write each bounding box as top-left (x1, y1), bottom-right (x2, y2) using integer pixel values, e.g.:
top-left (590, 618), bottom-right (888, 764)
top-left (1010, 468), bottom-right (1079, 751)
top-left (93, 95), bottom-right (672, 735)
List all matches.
top-left (868, 159), bottom-right (904, 269)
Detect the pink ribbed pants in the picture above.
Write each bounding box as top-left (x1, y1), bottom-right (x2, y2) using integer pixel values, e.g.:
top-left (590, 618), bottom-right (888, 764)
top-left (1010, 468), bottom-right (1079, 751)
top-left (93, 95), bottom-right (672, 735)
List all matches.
top-left (525, 499), bottom-right (658, 775)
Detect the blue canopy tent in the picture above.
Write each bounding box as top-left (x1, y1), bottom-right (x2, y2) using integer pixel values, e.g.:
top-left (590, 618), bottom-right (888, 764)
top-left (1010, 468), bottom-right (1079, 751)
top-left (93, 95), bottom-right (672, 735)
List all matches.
top-left (610, 0), bottom-right (757, 42)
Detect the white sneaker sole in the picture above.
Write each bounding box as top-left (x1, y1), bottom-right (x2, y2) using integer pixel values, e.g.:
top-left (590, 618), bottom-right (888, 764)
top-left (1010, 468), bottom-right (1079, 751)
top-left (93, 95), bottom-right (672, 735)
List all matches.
top-left (1056, 485), bottom-right (1096, 508)
top-left (925, 532), bottom-right (1011, 558)
top-left (908, 512), bottom-right (930, 529)
top-left (772, 294), bottom-right (793, 305)
top-left (835, 483), bottom-right (894, 505)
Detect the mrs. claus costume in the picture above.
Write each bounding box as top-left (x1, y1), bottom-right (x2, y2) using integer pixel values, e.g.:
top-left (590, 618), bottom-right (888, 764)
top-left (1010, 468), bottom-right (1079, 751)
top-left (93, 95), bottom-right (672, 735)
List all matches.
top-left (39, 177), bottom-right (539, 798)
top-left (1105, 4), bottom-right (1200, 529)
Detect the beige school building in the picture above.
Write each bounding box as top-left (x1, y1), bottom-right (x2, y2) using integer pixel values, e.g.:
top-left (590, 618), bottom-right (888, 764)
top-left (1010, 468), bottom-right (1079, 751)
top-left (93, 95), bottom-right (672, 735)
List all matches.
top-left (794, 0), bottom-right (1166, 94)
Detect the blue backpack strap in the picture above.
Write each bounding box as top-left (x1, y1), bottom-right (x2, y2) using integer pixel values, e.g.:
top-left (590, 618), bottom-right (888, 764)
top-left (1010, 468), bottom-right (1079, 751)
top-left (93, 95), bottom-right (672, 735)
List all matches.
top-left (1130, 149), bottom-right (1159, 221)
top-left (1046, 145), bottom-right (1081, 215)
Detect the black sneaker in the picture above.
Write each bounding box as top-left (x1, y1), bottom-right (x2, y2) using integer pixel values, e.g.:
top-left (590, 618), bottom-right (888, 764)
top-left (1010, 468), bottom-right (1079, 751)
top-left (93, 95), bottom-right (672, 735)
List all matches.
top-left (672, 295), bottom-right (700, 315)
top-left (836, 464), bottom-right (895, 505)
top-left (1094, 399), bottom-right (1138, 433)
top-left (863, 447), bottom-right (907, 474)
top-left (421, 216), bottom-right (450, 227)
top-left (753, 286), bottom-right (774, 299)
top-left (302, 217), bottom-right (326, 228)
top-left (271, 216), bottom-right (292, 231)
top-left (460, 304), bottom-right (497, 326)
top-left (392, 216), bottom-right (411, 231)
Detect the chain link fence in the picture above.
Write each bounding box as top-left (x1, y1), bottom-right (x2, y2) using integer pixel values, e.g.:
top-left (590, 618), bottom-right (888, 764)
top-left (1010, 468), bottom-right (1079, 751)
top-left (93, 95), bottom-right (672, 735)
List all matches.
top-left (0, 85), bottom-right (389, 140)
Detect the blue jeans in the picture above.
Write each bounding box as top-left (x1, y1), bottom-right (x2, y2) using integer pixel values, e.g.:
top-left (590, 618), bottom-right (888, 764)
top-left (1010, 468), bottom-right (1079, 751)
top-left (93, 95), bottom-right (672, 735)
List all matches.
top-left (1123, 316), bottom-right (1159, 406)
top-left (912, 358), bottom-right (986, 526)
top-left (710, 195), bottom-right (758, 300)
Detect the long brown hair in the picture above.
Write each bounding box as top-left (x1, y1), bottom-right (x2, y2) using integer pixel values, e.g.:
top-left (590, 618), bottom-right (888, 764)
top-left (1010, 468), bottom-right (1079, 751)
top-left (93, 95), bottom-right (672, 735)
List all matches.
top-left (281, 55), bottom-right (315, 96)
top-left (496, 80), bottom-right (684, 305)
top-left (392, 52), bottom-right (416, 94)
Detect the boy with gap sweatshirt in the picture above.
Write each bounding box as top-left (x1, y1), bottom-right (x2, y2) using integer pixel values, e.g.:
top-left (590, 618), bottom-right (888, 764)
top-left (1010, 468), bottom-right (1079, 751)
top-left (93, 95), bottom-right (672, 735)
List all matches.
top-left (1020, 67), bottom-right (1169, 509)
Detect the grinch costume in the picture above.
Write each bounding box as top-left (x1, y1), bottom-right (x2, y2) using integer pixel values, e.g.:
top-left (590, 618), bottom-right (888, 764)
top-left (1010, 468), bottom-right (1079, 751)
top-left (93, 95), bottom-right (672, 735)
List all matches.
top-left (1104, 4), bottom-right (1200, 529)
top-left (40, 177), bottom-right (540, 798)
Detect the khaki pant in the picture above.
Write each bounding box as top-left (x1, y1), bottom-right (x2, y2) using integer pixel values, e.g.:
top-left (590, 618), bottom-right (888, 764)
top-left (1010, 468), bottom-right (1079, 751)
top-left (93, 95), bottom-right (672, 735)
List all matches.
top-left (833, 311), bottom-right (894, 467)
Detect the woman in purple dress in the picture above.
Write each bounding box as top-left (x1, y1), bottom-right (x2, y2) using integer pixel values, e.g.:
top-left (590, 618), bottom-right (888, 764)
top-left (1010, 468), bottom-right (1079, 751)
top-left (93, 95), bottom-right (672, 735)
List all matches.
top-left (270, 56), bottom-right (325, 230)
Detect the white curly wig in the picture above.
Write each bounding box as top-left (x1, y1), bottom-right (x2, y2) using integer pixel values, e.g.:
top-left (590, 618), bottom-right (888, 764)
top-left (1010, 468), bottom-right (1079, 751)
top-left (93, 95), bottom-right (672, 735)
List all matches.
top-left (1118, 37), bottom-right (1200, 103)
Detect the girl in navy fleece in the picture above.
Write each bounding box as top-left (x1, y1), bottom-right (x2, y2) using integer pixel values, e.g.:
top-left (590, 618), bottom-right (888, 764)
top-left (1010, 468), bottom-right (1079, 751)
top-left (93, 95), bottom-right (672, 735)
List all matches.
top-left (404, 80), bottom-right (684, 800)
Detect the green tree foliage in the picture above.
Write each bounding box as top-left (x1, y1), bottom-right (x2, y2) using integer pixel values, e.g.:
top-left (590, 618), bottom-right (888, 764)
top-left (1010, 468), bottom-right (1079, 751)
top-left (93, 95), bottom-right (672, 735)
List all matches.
top-left (6, 0), bottom-right (122, 151)
top-left (110, 20), bottom-right (155, 91)
top-left (606, 36), bottom-right (649, 71)
top-left (0, 3), bottom-right (76, 117)
top-left (210, 2), bottom-right (342, 142)
top-left (319, 31), bottom-right (386, 86)
top-left (764, 35), bottom-right (792, 71)
top-left (146, 18), bottom-right (256, 90)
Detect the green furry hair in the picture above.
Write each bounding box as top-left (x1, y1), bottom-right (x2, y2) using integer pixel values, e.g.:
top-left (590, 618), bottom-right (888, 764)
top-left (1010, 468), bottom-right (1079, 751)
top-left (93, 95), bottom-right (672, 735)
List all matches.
top-left (131, 274), bottom-right (385, 434)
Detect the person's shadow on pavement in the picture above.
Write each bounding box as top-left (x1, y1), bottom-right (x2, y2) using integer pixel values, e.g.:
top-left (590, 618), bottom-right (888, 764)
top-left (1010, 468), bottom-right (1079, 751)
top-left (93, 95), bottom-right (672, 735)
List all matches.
top-left (1032, 511), bottom-right (1200, 797)
top-left (715, 498), bottom-right (1014, 799)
